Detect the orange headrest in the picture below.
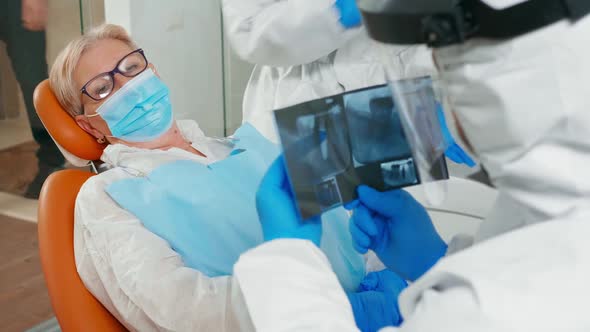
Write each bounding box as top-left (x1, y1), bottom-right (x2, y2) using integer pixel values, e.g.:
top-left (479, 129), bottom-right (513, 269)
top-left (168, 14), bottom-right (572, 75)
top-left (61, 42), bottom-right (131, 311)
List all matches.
top-left (33, 80), bottom-right (105, 162)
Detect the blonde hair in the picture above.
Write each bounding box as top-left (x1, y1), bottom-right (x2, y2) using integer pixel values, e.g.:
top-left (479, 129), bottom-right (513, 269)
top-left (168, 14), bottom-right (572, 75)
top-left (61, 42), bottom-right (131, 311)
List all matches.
top-left (49, 24), bottom-right (138, 117)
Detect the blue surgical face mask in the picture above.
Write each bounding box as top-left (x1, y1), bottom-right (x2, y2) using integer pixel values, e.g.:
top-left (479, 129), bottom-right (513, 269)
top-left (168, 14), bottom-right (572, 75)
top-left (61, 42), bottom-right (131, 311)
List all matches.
top-left (91, 69), bottom-right (174, 142)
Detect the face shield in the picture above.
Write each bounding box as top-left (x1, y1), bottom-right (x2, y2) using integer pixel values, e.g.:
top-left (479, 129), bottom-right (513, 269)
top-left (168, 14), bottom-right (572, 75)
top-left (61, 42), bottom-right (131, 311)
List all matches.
top-left (384, 66), bottom-right (451, 205)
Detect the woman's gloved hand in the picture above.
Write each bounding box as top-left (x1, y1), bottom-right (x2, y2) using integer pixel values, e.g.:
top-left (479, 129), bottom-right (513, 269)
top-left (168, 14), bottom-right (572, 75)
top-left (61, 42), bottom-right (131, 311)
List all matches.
top-left (256, 156), bottom-right (322, 246)
top-left (334, 0), bottom-right (362, 29)
top-left (347, 270), bottom-right (407, 332)
top-left (437, 104), bottom-right (476, 167)
top-left (348, 186), bottom-right (447, 281)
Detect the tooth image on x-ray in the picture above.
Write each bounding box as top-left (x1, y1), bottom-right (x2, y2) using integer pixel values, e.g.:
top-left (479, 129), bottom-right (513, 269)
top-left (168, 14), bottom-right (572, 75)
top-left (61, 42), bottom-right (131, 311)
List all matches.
top-left (295, 100), bottom-right (351, 183)
top-left (344, 86), bottom-right (412, 164)
top-left (314, 177), bottom-right (343, 210)
top-left (381, 158), bottom-right (418, 188)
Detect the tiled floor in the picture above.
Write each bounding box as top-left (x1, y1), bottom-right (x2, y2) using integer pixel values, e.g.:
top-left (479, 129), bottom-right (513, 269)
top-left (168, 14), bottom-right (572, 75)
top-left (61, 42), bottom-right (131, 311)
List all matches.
top-left (0, 214), bottom-right (54, 332)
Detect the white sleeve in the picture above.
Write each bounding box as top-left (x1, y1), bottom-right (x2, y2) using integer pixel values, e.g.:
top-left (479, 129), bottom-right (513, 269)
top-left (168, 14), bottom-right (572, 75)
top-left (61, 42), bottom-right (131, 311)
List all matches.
top-left (74, 175), bottom-right (254, 332)
top-left (234, 239), bottom-right (360, 332)
top-left (392, 287), bottom-right (502, 332)
top-left (377, 286), bottom-right (500, 332)
top-left (221, 0), bottom-right (359, 66)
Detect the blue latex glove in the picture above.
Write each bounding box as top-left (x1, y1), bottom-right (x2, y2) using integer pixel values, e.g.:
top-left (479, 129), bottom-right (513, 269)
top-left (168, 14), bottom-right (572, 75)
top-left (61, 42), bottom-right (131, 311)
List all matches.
top-left (334, 0), bottom-right (362, 28)
top-left (349, 186), bottom-right (447, 281)
top-left (437, 103), bottom-right (476, 167)
top-left (347, 270), bottom-right (407, 332)
top-left (256, 156), bottom-right (322, 246)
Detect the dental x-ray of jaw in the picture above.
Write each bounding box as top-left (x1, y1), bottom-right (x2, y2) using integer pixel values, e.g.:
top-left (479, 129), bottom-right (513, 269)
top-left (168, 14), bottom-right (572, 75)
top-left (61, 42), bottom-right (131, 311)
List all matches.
top-left (274, 83), bottom-right (448, 220)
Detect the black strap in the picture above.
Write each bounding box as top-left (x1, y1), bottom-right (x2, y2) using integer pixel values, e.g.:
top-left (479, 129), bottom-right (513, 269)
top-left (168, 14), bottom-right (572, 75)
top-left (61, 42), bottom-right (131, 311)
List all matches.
top-left (359, 0), bottom-right (590, 47)
top-left (470, 0), bottom-right (587, 39)
top-left (564, 0), bottom-right (590, 19)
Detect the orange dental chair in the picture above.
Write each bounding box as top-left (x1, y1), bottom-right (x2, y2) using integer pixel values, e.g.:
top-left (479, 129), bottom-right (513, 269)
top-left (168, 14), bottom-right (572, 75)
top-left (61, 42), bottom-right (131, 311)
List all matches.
top-left (34, 80), bottom-right (127, 331)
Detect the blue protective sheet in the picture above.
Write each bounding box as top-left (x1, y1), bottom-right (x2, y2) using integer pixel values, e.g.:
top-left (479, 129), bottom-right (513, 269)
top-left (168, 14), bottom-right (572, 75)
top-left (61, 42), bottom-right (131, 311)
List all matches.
top-left (106, 123), bottom-right (365, 291)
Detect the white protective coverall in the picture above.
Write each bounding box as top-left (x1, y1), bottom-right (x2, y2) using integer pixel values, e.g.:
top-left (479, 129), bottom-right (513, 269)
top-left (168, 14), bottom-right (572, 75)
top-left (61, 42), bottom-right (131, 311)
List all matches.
top-left (74, 120), bottom-right (255, 331)
top-left (233, 1), bottom-right (590, 330)
top-left (222, 0), bottom-right (435, 142)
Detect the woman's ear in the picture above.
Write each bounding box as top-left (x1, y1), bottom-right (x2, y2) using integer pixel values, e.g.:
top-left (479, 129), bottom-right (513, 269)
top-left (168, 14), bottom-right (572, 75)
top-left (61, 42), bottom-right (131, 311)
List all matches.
top-left (148, 63), bottom-right (159, 77)
top-left (75, 114), bottom-right (104, 140)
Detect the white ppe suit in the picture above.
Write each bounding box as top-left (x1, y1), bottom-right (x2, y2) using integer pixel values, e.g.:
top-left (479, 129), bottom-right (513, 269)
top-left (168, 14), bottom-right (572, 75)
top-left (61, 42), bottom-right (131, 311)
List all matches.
top-left (233, 2), bottom-right (590, 330)
top-left (222, 0), bottom-right (435, 142)
top-left (74, 120), bottom-right (255, 331)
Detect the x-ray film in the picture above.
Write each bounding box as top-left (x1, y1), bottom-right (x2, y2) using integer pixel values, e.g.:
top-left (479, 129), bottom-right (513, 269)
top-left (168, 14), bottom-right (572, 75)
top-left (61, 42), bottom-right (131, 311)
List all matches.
top-left (274, 82), bottom-right (448, 220)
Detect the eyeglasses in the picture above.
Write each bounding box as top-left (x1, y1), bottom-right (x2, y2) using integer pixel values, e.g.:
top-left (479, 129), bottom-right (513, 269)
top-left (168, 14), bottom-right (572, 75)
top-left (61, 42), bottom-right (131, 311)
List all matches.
top-left (80, 48), bottom-right (148, 102)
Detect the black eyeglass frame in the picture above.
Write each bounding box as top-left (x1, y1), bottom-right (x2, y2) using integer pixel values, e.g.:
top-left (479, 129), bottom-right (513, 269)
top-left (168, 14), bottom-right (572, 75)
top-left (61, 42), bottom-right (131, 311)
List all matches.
top-left (80, 48), bottom-right (148, 101)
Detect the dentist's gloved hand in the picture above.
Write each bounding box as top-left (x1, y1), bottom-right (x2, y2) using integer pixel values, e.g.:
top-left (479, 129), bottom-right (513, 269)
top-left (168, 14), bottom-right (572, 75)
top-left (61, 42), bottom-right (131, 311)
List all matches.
top-left (256, 156), bottom-right (322, 246)
top-left (347, 270), bottom-right (407, 332)
top-left (349, 186), bottom-right (447, 281)
top-left (334, 0), bottom-right (362, 28)
top-left (437, 104), bottom-right (476, 167)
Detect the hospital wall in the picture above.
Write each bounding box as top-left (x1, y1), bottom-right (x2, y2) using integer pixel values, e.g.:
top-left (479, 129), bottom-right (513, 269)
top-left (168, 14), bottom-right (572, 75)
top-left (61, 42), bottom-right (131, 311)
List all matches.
top-left (104, 0), bottom-right (253, 137)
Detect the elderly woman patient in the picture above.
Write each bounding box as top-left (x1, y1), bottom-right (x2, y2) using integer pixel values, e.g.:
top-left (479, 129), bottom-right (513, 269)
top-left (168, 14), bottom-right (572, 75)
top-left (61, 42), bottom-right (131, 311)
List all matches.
top-left (48, 24), bottom-right (406, 332)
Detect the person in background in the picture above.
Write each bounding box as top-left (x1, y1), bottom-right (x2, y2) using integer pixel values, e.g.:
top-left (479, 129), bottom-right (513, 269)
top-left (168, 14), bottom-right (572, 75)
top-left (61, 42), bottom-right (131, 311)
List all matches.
top-left (0, 0), bottom-right (65, 199)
